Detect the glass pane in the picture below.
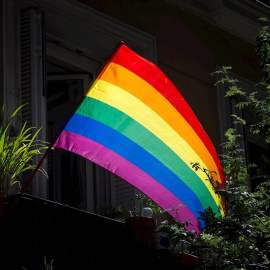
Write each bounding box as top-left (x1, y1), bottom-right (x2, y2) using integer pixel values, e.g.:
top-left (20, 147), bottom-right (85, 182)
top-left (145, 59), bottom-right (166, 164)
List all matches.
top-left (47, 78), bottom-right (87, 209)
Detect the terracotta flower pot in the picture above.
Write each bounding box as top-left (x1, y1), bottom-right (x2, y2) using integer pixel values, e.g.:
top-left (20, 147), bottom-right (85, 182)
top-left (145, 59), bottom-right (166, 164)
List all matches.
top-left (125, 216), bottom-right (157, 245)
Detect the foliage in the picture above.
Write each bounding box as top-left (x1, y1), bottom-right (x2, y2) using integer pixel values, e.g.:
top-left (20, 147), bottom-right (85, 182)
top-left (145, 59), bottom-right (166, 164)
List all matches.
top-left (194, 135), bottom-right (270, 269)
top-left (157, 204), bottom-right (196, 252)
top-left (129, 193), bottom-right (163, 217)
top-left (95, 193), bottom-right (163, 221)
top-left (0, 105), bottom-right (48, 192)
top-left (193, 18), bottom-right (270, 270)
top-left (95, 205), bottom-right (129, 222)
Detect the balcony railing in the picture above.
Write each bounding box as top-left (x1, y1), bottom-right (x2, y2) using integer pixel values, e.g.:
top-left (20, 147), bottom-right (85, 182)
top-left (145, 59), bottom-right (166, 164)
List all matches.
top-left (1, 194), bottom-right (203, 269)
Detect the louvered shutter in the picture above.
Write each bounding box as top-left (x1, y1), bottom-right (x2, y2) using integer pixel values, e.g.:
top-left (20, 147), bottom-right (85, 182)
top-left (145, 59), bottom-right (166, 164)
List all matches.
top-left (114, 176), bottom-right (136, 210)
top-left (21, 8), bottom-right (47, 198)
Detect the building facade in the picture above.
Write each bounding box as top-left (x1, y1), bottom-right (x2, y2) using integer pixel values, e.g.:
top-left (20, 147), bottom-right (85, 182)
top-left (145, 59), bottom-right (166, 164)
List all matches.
top-left (1, 0), bottom-right (269, 214)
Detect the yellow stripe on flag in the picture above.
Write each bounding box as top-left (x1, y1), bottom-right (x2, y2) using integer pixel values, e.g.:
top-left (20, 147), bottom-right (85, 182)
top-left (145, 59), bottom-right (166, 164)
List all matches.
top-left (87, 79), bottom-right (224, 215)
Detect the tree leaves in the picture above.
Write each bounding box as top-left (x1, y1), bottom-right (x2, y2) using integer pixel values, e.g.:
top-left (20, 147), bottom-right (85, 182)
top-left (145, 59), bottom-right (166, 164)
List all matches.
top-left (195, 18), bottom-right (270, 269)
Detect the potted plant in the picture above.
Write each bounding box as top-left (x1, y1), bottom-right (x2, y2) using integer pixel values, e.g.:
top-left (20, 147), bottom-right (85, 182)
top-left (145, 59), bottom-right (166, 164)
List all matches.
top-left (0, 105), bottom-right (48, 216)
top-left (155, 204), bottom-right (197, 252)
top-left (152, 225), bottom-right (171, 251)
top-left (156, 214), bottom-right (196, 254)
top-left (125, 194), bottom-right (158, 245)
top-left (153, 205), bottom-right (205, 267)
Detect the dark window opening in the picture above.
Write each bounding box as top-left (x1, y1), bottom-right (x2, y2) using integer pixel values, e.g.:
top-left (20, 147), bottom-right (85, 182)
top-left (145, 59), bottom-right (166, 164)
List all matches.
top-left (248, 141), bottom-right (270, 191)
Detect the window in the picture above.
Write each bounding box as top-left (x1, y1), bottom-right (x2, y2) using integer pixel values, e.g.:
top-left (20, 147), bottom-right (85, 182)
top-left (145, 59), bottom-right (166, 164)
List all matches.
top-left (47, 74), bottom-right (91, 210)
top-left (216, 67), bottom-right (270, 190)
top-left (7, 0), bottom-right (157, 213)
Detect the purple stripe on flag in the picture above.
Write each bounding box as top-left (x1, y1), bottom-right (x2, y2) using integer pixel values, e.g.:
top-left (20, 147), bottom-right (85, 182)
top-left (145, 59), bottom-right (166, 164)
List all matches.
top-left (54, 131), bottom-right (201, 233)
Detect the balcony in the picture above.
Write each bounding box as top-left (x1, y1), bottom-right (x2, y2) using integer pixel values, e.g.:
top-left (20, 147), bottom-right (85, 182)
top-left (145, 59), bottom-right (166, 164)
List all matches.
top-left (1, 194), bottom-right (203, 269)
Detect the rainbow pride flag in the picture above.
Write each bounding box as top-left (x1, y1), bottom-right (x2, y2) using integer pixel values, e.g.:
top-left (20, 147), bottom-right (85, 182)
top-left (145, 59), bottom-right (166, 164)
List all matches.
top-left (53, 42), bottom-right (225, 234)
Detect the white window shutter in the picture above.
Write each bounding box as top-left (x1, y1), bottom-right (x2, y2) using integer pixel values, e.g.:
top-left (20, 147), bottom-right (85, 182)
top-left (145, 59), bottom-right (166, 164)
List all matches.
top-left (21, 8), bottom-right (47, 198)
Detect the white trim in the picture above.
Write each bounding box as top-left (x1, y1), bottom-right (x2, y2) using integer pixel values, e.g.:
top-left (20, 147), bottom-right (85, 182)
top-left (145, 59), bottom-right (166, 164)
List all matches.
top-left (21, 0), bottom-right (157, 62)
top-left (2, 0), bottom-right (21, 122)
top-left (166, 0), bottom-right (270, 44)
top-left (46, 41), bottom-right (102, 78)
top-left (28, 8), bottom-right (48, 199)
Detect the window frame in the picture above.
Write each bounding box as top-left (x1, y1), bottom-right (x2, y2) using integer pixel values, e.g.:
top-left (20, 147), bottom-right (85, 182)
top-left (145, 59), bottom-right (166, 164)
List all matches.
top-left (215, 66), bottom-right (269, 188)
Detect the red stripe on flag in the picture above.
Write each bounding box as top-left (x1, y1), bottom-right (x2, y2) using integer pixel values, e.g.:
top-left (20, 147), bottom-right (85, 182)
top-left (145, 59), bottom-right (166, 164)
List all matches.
top-left (109, 44), bottom-right (225, 188)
